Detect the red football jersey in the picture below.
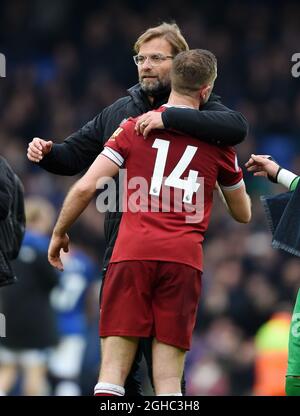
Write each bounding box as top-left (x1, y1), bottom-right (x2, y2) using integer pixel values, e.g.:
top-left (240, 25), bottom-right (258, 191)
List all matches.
top-left (101, 106), bottom-right (244, 271)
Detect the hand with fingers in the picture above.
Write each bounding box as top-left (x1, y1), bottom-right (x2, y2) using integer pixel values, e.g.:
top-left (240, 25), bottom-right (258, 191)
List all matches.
top-left (27, 137), bottom-right (53, 163)
top-left (245, 154), bottom-right (281, 181)
top-left (135, 111), bottom-right (164, 138)
top-left (48, 233), bottom-right (69, 271)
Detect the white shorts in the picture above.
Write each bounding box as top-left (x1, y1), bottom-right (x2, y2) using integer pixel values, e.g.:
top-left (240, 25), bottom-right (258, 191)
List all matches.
top-left (0, 346), bottom-right (48, 367)
top-left (48, 335), bottom-right (86, 379)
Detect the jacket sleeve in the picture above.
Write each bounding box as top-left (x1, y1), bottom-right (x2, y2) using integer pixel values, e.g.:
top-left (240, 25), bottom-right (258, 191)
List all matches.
top-left (0, 165), bottom-right (11, 220)
top-left (161, 99), bottom-right (249, 146)
top-left (0, 189), bottom-right (10, 220)
top-left (39, 112), bottom-right (105, 175)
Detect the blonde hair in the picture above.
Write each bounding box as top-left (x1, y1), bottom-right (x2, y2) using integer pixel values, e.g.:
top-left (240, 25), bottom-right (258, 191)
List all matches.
top-left (25, 197), bottom-right (56, 233)
top-left (134, 22), bottom-right (189, 55)
top-left (171, 49), bottom-right (217, 96)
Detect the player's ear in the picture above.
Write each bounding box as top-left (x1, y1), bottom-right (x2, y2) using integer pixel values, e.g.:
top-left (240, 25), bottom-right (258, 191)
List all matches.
top-left (204, 84), bottom-right (213, 97)
top-left (199, 84), bottom-right (211, 104)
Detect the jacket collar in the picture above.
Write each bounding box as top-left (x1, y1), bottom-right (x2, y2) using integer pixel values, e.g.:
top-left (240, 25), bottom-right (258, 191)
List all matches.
top-left (127, 83), bottom-right (170, 112)
top-left (127, 83), bottom-right (221, 110)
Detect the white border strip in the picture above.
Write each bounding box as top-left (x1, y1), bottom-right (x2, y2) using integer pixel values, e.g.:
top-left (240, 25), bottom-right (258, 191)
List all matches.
top-left (220, 178), bottom-right (244, 191)
top-left (101, 147), bottom-right (124, 167)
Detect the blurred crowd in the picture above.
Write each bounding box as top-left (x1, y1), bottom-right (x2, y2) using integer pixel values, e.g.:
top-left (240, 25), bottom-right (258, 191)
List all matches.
top-left (0, 0), bottom-right (300, 395)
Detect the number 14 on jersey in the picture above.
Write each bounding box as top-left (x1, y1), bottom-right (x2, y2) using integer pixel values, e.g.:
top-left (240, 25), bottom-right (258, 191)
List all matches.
top-left (150, 139), bottom-right (200, 203)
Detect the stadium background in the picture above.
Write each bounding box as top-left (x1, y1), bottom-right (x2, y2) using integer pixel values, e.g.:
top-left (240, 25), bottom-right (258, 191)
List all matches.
top-left (0, 0), bottom-right (300, 395)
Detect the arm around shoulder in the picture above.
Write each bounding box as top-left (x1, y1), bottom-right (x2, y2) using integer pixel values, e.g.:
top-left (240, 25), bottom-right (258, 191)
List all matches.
top-left (162, 100), bottom-right (248, 146)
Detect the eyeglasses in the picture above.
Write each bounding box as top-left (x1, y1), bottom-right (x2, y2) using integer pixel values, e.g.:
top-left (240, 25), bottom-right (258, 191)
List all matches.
top-left (133, 54), bottom-right (174, 66)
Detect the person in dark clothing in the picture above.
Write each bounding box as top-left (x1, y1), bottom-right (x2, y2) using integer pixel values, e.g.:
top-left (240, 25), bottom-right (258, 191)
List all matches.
top-left (0, 197), bottom-right (59, 396)
top-left (0, 156), bottom-right (25, 288)
top-left (245, 154), bottom-right (300, 396)
top-left (27, 22), bottom-right (248, 395)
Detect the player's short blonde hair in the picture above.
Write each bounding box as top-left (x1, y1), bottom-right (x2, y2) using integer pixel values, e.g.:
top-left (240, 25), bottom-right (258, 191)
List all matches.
top-left (134, 22), bottom-right (189, 55)
top-left (171, 49), bottom-right (217, 96)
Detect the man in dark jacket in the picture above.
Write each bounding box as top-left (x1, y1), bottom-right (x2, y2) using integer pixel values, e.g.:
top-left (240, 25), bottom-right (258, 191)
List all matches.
top-left (27, 22), bottom-right (248, 395)
top-left (0, 156), bottom-right (25, 288)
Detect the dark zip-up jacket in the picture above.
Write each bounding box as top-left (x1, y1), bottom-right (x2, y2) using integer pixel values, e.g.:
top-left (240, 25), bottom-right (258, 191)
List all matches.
top-left (39, 84), bottom-right (248, 270)
top-left (0, 157), bottom-right (25, 286)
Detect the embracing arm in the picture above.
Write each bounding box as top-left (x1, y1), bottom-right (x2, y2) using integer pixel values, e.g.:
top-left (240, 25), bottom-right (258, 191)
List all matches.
top-left (48, 155), bottom-right (119, 270)
top-left (36, 113), bottom-right (104, 175)
top-left (161, 98), bottom-right (248, 146)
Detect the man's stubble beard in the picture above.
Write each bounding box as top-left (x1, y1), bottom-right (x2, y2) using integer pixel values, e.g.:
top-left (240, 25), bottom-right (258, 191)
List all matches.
top-left (140, 76), bottom-right (171, 97)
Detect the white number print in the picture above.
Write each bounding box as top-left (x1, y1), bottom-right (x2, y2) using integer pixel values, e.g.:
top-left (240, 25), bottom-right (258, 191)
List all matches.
top-left (51, 273), bottom-right (87, 312)
top-left (150, 138), bottom-right (200, 203)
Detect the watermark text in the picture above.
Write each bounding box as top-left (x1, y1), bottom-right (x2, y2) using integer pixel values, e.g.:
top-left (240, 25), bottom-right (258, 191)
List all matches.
top-left (0, 313), bottom-right (6, 337)
top-left (0, 53), bottom-right (6, 78)
top-left (291, 53), bottom-right (300, 78)
top-left (95, 169), bottom-right (205, 224)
